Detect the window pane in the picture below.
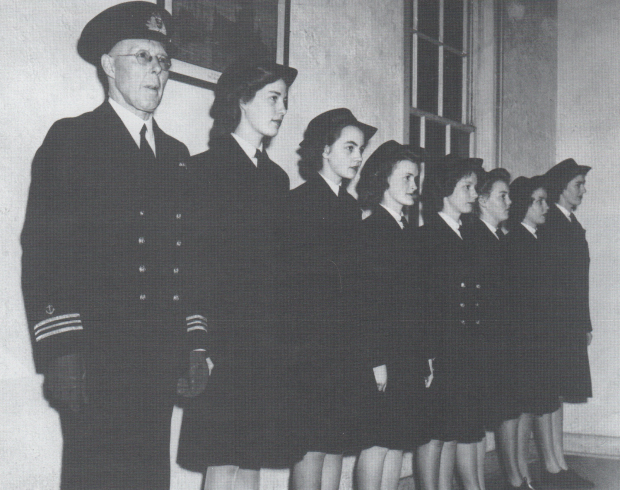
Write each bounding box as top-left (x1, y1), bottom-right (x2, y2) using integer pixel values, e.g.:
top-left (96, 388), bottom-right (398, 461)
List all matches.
top-left (418, 0), bottom-right (440, 39)
top-left (444, 0), bottom-right (464, 50)
top-left (417, 37), bottom-right (439, 114)
top-left (443, 51), bottom-right (463, 121)
top-left (425, 120), bottom-right (446, 157)
top-left (410, 115), bottom-right (421, 147)
top-left (450, 127), bottom-right (470, 157)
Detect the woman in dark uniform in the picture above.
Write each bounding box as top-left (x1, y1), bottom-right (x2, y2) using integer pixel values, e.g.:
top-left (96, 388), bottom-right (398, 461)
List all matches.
top-left (177, 59), bottom-right (298, 490)
top-left (354, 141), bottom-right (429, 490)
top-left (537, 159), bottom-right (594, 488)
top-left (504, 175), bottom-right (556, 490)
top-left (285, 108), bottom-right (376, 490)
top-left (418, 156), bottom-right (485, 490)
top-left (461, 168), bottom-right (512, 488)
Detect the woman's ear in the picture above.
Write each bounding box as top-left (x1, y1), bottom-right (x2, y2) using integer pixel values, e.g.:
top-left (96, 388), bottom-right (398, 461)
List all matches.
top-left (322, 145), bottom-right (331, 160)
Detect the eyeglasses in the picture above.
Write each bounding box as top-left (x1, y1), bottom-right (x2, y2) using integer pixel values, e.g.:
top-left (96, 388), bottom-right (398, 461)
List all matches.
top-left (115, 50), bottom-right (172, 71)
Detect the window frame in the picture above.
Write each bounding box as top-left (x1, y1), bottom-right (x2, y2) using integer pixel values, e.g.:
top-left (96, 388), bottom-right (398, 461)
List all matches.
top-left (405, 0), bottom-right (475, 157)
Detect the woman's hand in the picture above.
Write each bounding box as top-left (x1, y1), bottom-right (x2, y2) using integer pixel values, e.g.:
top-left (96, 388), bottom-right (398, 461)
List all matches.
top-left (424, 358), bottom-right (434, 388)
top-left (373, 364), bottom-right (387, 392)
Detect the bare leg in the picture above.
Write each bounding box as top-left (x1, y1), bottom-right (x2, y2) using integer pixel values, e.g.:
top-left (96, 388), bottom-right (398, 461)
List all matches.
top-left (234, 469), bottom-right (260, 490)
top-left (438, 441), bottom-right (456, 490)
top-left (292, 452), bottom-right (326, 490)
top-left (475, 436), bottom-right (486, 490)
top-left (357, 446), bottom-right (388, 490)
top-left (321, 453), bottom-right (343, 490)
top-left (533, 413), bottom-right (561, 473)
top-left (455, 442), bottom-right (482, 490)
top-left (517, 413), bottom-right (533, 483)
top-left (551, 404), bottom-right (568, 470)
top-left (380, 450), bottom-right (404, 490)
top-left (205, 466), bottom-right (238, 490)
top-left (417, 439), bottom-right (443, 490)
top-left (496, 418), bottom-right (523, 487)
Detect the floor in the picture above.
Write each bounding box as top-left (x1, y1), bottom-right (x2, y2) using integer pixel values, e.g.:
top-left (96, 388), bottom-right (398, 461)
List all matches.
top-left (396, 454), bottom-right (620, 490)
top-left (482, 454), bottom-right (620, 490)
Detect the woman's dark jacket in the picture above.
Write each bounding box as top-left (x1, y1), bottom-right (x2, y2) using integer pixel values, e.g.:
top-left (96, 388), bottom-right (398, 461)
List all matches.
top-left (538, 204), bottom-right (592, 399)
top-left (178, 134), bottom-right (297, 470)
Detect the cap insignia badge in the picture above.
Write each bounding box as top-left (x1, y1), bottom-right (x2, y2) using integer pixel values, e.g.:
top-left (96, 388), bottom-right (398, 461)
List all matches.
top-left (146, 13), bottom-right (167, 35)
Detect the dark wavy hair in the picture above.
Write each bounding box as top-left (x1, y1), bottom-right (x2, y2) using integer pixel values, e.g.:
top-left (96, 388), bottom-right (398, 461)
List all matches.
top-left (358, 148), bottom-right (421, 210)
top-left (473, 168), bottom-right (511, 216)
top-left (507, 175), bottom-right (548, 229)
top-left (297, 123), bottom-right (358, 181)
top-left (422, 157), bottom-right (483, 218)
top-left (209, 66), bottom-right (286, 141)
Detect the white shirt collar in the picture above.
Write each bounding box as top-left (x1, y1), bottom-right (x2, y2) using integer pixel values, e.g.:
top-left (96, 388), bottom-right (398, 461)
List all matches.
top-left (521, 222), bottom-right (538, 238)
top-left (555, 203), bottom-right (572, 221)
top-left (380, 204), bottom-right (405, 228)
top-left (231, 133), bottom-right (263, 167)
top-left (318, 172), bottom-right (342, 196)
top-left (108, 97), bottom-right (156, 156)
top-left (480, 217), bottom-right (501, 239)
top-left (438, 211), bottom-right (462, 239)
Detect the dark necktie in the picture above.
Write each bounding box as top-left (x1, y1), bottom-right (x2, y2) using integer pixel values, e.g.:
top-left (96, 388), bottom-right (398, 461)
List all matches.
top-left (570, 213), bottom-right (584, 231)
top-left (496, 227), bottom-right (505, 240)
top-left (401, 216), bottom-right (410, 229)
top-left (338, 183), bottom-right (348, 199)
top-left (255, 148), bottom-right (269, 169)
top-left (140, 124), bottom-right (155, 161)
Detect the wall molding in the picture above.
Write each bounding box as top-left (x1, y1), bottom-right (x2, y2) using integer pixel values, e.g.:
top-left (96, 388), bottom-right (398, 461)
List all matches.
top-left (565, 433), bottom-right (620, 460)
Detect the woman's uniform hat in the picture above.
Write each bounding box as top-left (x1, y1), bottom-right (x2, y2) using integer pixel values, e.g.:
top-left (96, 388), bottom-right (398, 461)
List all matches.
top-left (509, 175), bottom-right (547, 203)
top-left (299, 108), bottom-right (377, 150)
top-left (363, 140), bottom-right (427, 174)
top-left (545, 158), bottom-right (591, 184)
top-left (215, 59), bottom-right (298, 95)
top-left (78, 1), bottom-right (174, 65)
top-left (427, 154), bottom-right (483, 182)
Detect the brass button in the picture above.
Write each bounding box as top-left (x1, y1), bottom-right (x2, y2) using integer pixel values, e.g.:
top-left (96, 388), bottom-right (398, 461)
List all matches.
top-left (140, 294), bottom-right (146, 300)
top-left (176, 240), bottom-right (182, 246)
top-left (461, 282), bottom-right (466, 288)
top-left (173, 268), bottom-right (179, 274)
top-left (176, 213), bottom-right (182, 219)
top-left (460, 303), bottom-right (465, 308)
top-left (138, 237), bottom-right (145, 244)
top-left (173, 295), bottom-right (180, 301)
top-left (139, 265), bottom-right (146, 273)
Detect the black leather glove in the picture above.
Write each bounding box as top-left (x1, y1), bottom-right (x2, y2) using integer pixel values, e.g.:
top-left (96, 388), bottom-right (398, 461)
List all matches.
top-left (177, 350), bottom-right (210, 397)
top-left (44, 353), bottom-right (88, 412)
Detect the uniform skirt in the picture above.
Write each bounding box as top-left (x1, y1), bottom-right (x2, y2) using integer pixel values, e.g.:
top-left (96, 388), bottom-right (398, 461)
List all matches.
top-left (178, 329), bottom-right (302, 471)
top-left (347, 357), bottom-right (429, 451)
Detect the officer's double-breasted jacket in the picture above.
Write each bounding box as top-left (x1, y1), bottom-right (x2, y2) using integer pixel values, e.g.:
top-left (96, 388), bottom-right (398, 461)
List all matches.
top-left (21, 101), bottom-right (207, 375)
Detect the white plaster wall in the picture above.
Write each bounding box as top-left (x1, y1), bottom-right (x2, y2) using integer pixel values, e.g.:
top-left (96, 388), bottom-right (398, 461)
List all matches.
top-left (275, 0), bottom-right (405, 189)
top-left (557, 0), bottom-right (620, 451)
top-left (0, 0), bottom-right (405, 488)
